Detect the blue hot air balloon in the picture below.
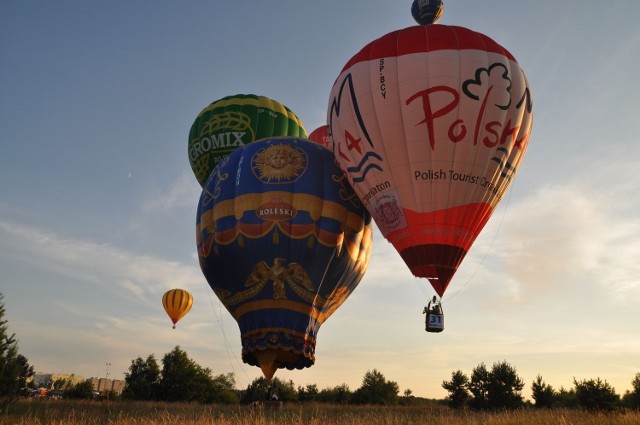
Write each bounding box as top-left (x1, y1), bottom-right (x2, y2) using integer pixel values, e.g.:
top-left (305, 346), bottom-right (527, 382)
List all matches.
top-left (411, 0), bottom-right (444, 25)
top-left (196, 137), bottom-right (372, 380)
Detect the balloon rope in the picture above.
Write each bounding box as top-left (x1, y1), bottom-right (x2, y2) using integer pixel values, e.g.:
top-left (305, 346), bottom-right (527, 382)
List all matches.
top-left (426, 183), bottom-right (514, 306)
top-left (311, 248), bottom-right (336, 310)
top-left (204, 284), bottom-right (252, 383)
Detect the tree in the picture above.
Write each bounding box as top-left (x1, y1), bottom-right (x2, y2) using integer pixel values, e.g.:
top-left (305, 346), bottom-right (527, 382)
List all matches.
top-left (487, 361), bottom-right (524, 410)
top-left (468, 363), bottom-right (491, 410)
top-left (555, 386), bottom-right (578, 408)
top-left (622, 373), bottom-right (640, 409)
top-left (467, 361), bottom-right (524, 410)
top-left (442, 369), bottom-right (470, 409)
top-left (282, 379), bottom-right (298, 402)
top-left (15, 354), bottom-right (35, 391)
top-left (98, 390), bottom-right (119, 401)
top-left (122, 354), bottom-right (160, 400)
top-left (123, 348), bottom-right (238, 404)
top-left (531, 375), bottom-right (555, 408)
top-left (52, 378), bottom-right (72, 392)
top-left (0, 293), bottom-right (21, 412)
top-left (573, 377), bottom-right (620, 412)
top-left (157, 346), bottom-right (215, 402)
top-left (206, 373), bottom-right (239, 404)
top-left (242, 376), bottom-right (270, 403)
top-left (242, 377), bottom-right (296, 403)
top-left (351, 369), bottom-right (399, 405)
top-left (64, 380), bottom-right (95, 399)
top-left (317, 383), bottom-right (352, 404)
top-left (400, 388), bottom-right (416, 406)
top-left (298, 383), bottom-right (319, 402)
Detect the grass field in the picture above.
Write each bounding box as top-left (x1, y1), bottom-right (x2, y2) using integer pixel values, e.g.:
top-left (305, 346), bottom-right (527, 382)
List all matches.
top-left (3, 399), bottom-right (640, 425)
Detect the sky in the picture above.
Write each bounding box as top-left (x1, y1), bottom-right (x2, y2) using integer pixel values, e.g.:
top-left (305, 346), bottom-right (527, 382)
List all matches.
top-left (1, 1), bottom-right (639, 400)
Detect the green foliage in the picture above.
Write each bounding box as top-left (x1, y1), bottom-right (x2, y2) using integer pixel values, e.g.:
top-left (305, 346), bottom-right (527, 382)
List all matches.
top-left (157, 346), bottom-right (238, 404)
top-left (464, 361), bottom-right (524, 411)
top-left (121, 346), bottom-right (238, 404)
top-left (52, 378), bottom-right (72, 391)
top-left (158, 346), bottom-right (203, 402)
top-left (0, 293), bottom-right (25, 412)
top-left (242, 376), bottom-right (271, 402)
top-left (278, 379), bottom-right (298, 402)
top-left (97, 390), bottom-right (119, 401)
top-left (554, 386), bottom-right (578, 408)
top-left (203, 373), bottom-right (239, 404)
top-left (122, 355), bottom-right (160, 401)
top-left (15, 354), bottom-right (34, 390)
top-left (400, 388), bottom-right (416, 406)
top-left (487, 361), bottom-right (525, 409)
top-left (442, 369), bottom-right (470, 409)
top-left (242, 377), bottom-right (296, 403)
top-left (64, 380), bottom-right (95, 399)
top-left (468, 363), bottom-right (491, 410)
top-left (531, 374), bottom-right (555, 408)
top-left (573, 377), bottom-right (620, 411)
top-left (298, 383), bottom-right (319, 402)
top-left (351, 369), bottom-right (399, 405)
top-left (622, 373), bottom-right (640, 409)
top-left (633, 373), bottom-right (640, 395)
top-left (317, 383), bottom-right (352, 404)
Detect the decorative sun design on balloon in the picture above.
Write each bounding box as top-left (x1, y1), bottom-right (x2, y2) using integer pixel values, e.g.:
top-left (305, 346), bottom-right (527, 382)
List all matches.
top-left (251, 143), bottom-right (307, 183)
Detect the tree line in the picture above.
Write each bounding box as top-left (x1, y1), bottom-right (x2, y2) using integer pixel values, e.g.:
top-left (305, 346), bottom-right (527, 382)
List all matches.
top-left (120, 346), bottom-right (411, 406)
top-left (115, 347), bottom-right (640, 411)
top-left (441, 361), bottom-right (640, 411)
top-left (2, 292), bottom-right (640, 412)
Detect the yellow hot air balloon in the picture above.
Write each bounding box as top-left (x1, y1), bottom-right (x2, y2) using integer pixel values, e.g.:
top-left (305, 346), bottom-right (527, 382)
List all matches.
top-left (162, 289), bottom-right (193, 329)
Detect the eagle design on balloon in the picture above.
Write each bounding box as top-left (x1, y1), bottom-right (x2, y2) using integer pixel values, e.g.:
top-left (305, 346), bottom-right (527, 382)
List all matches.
top-left (214, 258), bottom-right (324, 306)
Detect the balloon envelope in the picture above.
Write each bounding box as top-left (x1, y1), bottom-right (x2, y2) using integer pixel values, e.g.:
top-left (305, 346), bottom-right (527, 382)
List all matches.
top-left (307, 125), bottom-right (331, 149)
top-left (327, 25), bottom-right (533, 297)
top-left (196, 137), bottom-right (372, 379)
top-left (188, 94), bottom-right (307, 187)
top-left (411, 0), bottom-right (444, 25)
top-left (162, 289), bottom-right (194, 328)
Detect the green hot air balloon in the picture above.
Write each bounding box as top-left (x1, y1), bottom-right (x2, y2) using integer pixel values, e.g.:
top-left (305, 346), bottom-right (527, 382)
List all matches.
top-left (188, 94), bottom-right (307, 187)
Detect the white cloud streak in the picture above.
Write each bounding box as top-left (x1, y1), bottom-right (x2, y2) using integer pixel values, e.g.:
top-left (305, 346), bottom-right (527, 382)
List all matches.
top-left (139, 170), bottom-right (201, 214)
top-left (0, 219), bottom-right (203, 303)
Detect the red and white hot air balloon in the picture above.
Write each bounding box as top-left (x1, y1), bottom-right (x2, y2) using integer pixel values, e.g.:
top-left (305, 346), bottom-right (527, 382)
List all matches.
top-left (327, 21), bottom-right (533, 300)
top-left (308, 125), bottom-right (331, 149)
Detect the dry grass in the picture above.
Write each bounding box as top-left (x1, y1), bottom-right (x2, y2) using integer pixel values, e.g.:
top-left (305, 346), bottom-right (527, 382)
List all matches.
top-left (2, 399), bottom-right (640, 425)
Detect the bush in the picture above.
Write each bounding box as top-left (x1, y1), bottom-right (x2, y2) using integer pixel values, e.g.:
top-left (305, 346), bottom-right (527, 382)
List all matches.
top-left (64, 380), bottom-right (95, 400)
top-left (573, 377), bottom-right (620, 411)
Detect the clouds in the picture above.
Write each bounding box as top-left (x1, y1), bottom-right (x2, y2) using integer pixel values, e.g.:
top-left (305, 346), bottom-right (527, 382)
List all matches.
top-left (139, 170), bottom-right (201, 215)
top-left (0, 218), bottom-right (202, 302)
top-left (2, 0), bottom-right (640, 400)
top-left (0, 213), bottom-right (239, 380)
top-left (471, 184), bottom-right (639, 306)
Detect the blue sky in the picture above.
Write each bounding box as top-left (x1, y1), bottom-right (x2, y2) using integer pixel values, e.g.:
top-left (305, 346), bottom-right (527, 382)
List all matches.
top-left (2, 1), bottom-right (639, 399)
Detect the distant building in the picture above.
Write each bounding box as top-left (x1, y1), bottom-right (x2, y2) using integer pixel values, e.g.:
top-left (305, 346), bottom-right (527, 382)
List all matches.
top-left (88, 377), bottom-right (126, 395)
top-left (30, 373), bottom-right (125, 396)
top-left (31, 373), bottom-right (85, 390)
